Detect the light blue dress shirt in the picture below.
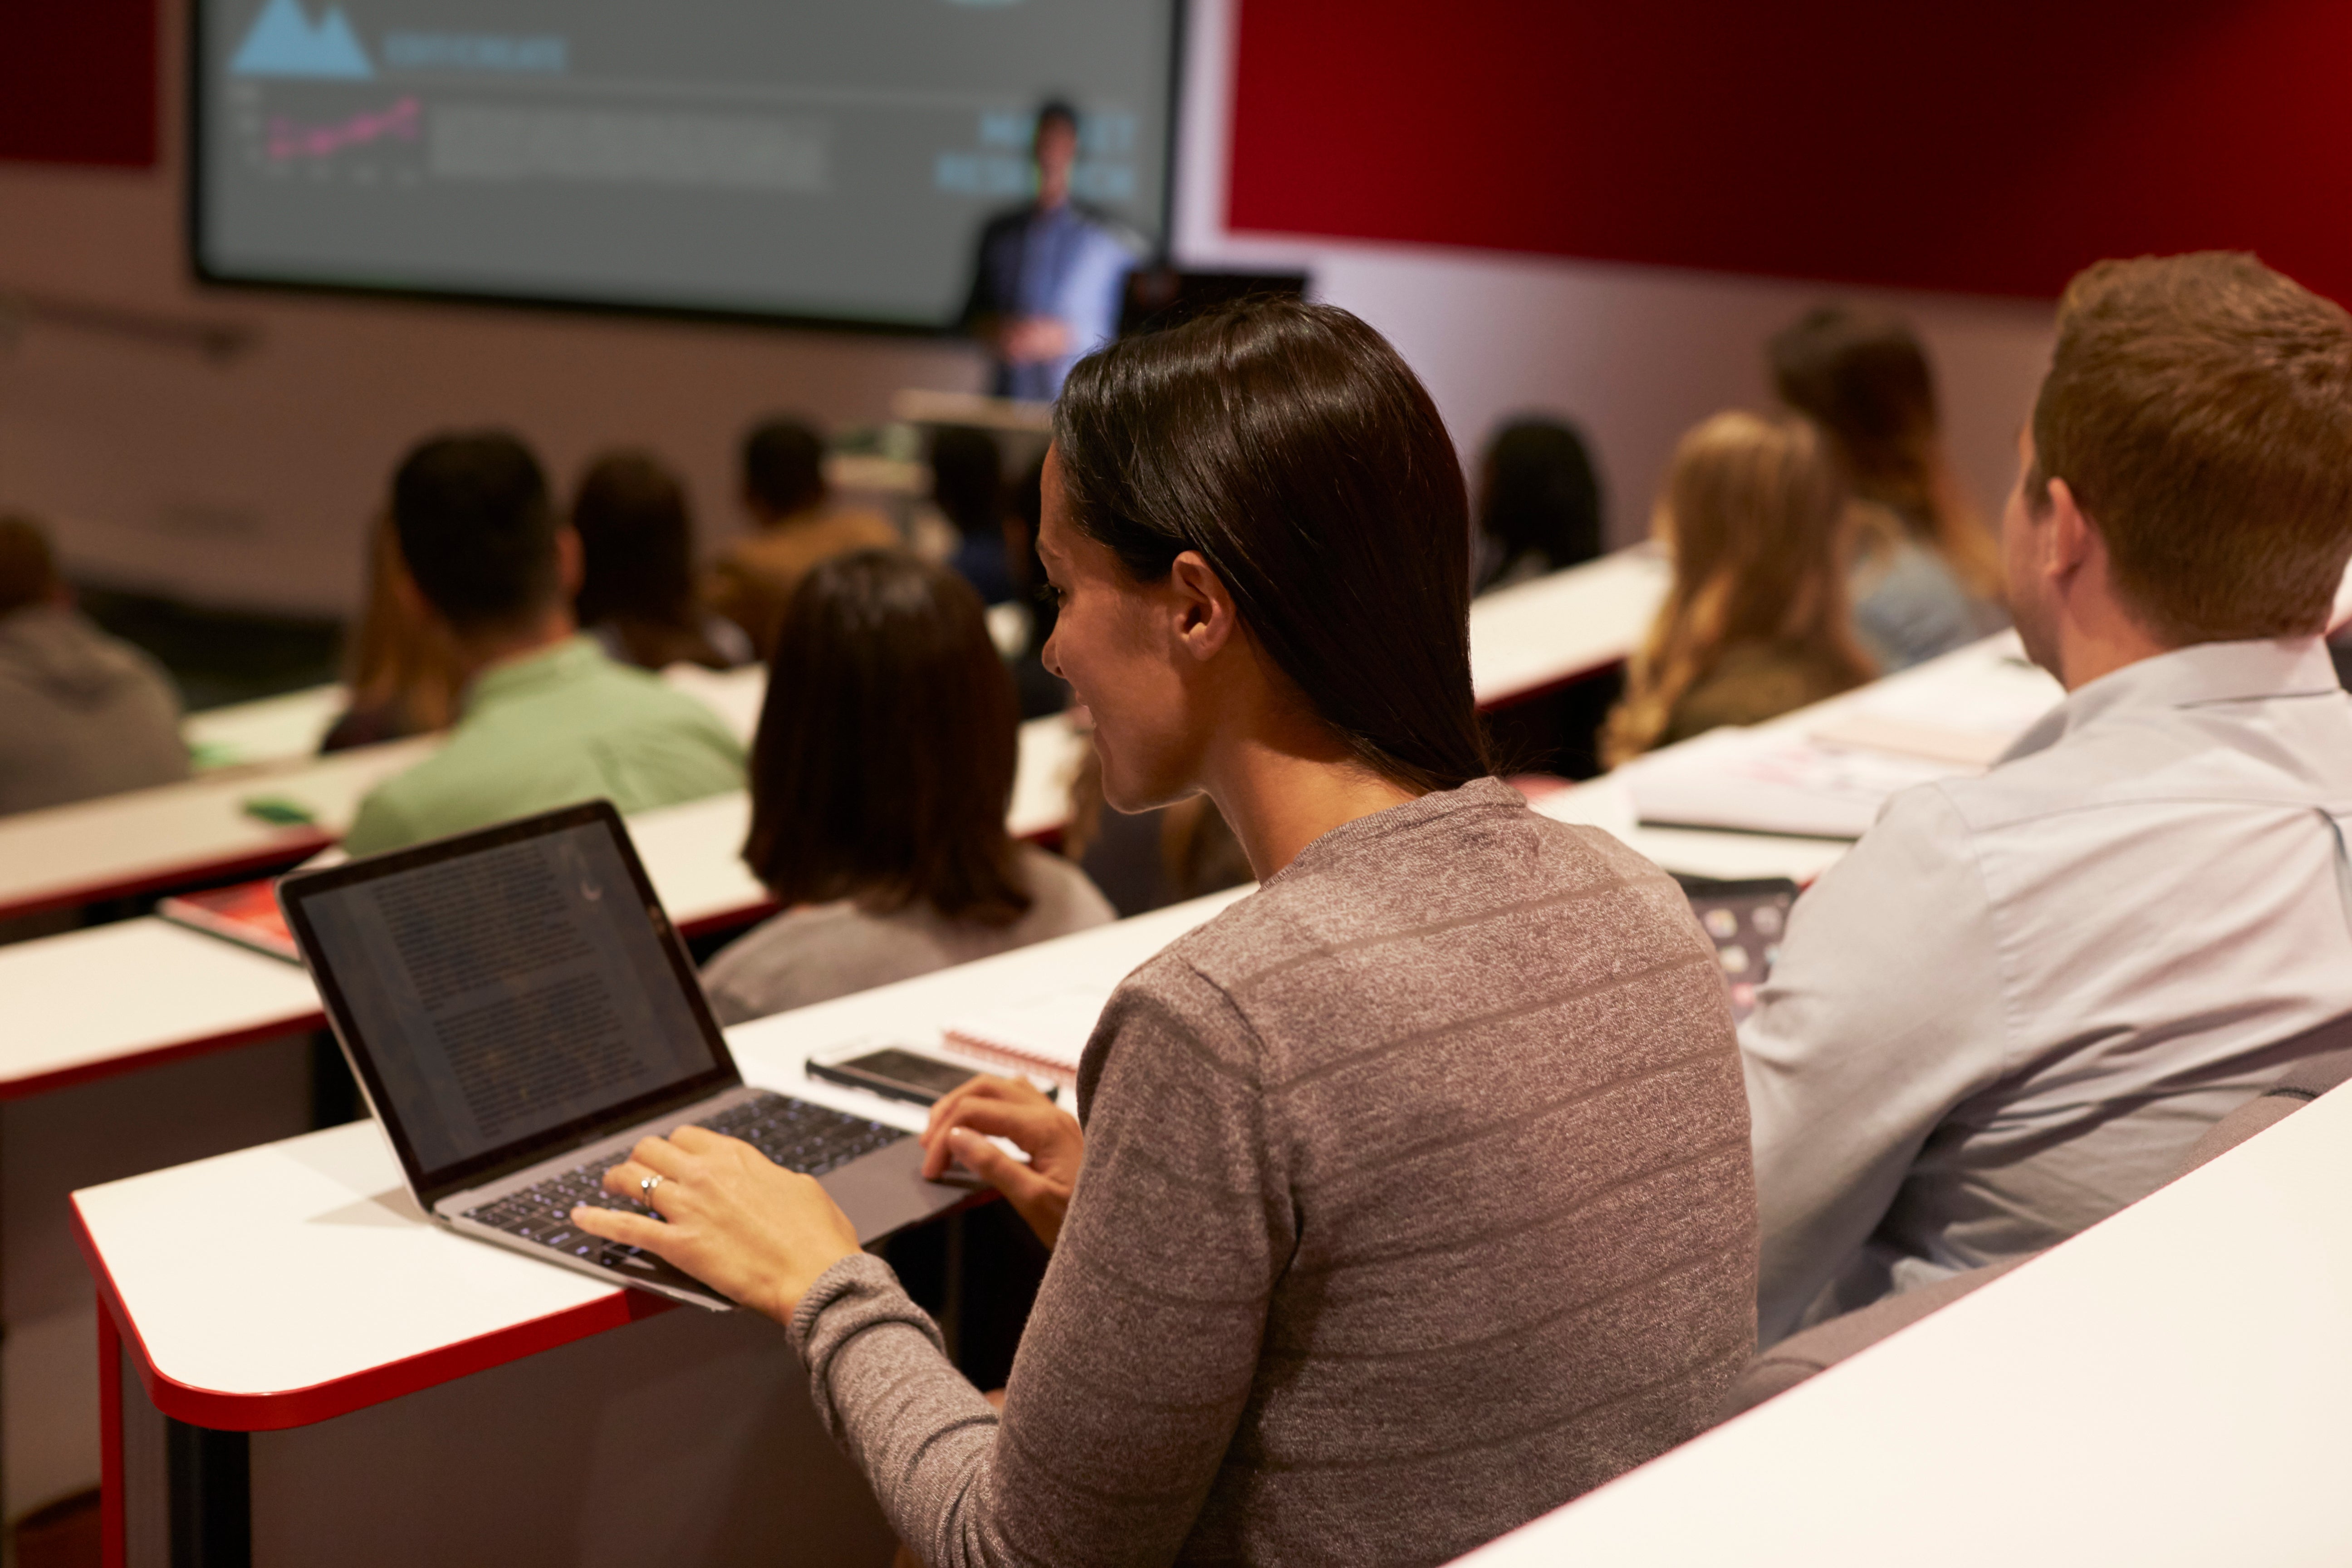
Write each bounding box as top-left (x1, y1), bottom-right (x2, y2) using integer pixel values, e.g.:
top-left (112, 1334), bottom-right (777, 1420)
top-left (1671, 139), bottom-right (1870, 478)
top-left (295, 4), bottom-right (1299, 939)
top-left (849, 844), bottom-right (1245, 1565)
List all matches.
top-left (1743, 637), bottom-right (2352, 1343)
top-left (971, 202), bottom-right (1137, 401)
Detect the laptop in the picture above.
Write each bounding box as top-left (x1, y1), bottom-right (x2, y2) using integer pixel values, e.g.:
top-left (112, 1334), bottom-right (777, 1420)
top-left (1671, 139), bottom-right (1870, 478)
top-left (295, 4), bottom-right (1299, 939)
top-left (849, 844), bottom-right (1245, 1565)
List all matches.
top-left (277, 800), bottom-right (970, 1310)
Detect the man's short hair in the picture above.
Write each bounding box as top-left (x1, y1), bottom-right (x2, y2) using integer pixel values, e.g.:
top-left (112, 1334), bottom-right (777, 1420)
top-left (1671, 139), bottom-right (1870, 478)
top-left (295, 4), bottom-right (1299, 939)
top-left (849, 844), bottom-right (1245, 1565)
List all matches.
top-left (741, 417), bottom-right (828, 519)
top-left (0, 514), bottom-right (59, 614)
top-left (1034, 99), bottom-right (1079, 142)
top-left (390, 431), bottom-right (557, 636)
top-left (2031, 252), bottom-right (2352, 644)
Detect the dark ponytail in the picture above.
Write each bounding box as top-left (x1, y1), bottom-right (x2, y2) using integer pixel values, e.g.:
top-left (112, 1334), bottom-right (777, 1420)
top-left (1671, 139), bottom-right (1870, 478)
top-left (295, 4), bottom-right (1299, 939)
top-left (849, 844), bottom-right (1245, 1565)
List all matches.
top-left (1052, 299), bottom-right (1489, 794)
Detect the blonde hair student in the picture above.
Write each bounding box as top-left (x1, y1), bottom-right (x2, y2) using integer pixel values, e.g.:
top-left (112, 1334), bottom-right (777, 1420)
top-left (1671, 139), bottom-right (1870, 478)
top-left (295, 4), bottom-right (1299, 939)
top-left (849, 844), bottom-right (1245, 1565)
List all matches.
top-left (1603, 411), bottom-right (1875, 765)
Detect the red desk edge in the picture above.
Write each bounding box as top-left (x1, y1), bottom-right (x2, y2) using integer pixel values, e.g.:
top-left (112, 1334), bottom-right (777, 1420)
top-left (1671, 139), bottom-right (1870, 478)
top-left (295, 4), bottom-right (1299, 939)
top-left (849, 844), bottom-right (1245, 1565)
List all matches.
top-left (0, 833), bottom-right (332, 926)
top-left (76, 1198), bottom-right (675, 1436)
top-left (0, 895), bottom-right (780, 1106)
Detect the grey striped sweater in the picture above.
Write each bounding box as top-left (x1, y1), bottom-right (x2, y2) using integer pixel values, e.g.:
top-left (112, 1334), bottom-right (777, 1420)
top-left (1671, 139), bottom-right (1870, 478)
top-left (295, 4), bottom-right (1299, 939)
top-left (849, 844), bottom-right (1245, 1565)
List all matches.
top-left (789, 777), bottom-right (1757, 1566)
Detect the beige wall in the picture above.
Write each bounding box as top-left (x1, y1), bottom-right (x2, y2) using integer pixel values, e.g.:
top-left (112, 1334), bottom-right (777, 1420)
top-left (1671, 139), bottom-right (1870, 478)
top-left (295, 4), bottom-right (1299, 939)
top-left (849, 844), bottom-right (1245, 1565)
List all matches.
top-left (0, 0), bottom-right (2058, 618)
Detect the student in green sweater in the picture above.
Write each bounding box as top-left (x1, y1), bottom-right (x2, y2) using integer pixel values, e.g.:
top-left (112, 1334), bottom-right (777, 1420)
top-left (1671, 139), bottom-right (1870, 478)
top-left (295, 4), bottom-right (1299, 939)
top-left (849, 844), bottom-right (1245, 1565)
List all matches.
top-left (343, 432), bottom-right (744, 857)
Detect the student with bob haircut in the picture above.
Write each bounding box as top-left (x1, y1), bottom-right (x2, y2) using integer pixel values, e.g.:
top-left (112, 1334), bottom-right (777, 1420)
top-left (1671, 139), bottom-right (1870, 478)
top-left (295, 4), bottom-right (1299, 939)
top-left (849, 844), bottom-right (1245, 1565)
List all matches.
top-left (574, 299), bottom-right (1759, 1566)
top-left (1745, 253), bottom-right (2352, 1345)
top-left (698, 550), bottom-right (1112, 1024)
top-left (1602, 411), bottom-right (1876, 765)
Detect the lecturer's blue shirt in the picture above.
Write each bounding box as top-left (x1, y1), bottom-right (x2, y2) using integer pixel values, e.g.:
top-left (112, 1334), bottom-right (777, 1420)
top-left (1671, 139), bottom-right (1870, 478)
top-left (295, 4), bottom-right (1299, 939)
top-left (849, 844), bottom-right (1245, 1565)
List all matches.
top-left (963, 201), bottom-right (1137, 400)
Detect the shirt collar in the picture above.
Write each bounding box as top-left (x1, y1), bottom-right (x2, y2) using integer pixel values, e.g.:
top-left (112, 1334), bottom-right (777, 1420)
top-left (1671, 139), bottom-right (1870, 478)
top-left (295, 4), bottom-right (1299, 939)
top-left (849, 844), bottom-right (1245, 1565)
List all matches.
top-left (461, 635), bottom-right (605, 715)
top-left (2000, 636), bottom-right (2340, 764)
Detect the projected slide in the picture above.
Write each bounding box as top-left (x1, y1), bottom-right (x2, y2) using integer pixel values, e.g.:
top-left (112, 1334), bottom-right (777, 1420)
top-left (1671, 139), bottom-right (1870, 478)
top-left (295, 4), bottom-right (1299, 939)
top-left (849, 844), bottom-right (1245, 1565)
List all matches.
top-left (194, 0), bottom-right (1175, 328)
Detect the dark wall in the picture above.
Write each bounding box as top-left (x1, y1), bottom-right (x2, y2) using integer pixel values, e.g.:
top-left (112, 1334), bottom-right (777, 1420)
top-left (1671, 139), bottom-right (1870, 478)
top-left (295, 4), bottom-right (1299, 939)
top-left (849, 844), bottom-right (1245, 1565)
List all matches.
top-left (0, 0), bottom-right (157, 168)
top-left (1230, 0), bottom-right (2352, 303)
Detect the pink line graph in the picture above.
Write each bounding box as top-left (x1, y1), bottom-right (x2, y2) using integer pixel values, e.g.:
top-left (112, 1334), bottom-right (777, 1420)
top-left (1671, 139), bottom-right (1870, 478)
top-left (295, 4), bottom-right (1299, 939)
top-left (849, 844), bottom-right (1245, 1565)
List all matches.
top-left (266, 97), bottom-right (421, 162)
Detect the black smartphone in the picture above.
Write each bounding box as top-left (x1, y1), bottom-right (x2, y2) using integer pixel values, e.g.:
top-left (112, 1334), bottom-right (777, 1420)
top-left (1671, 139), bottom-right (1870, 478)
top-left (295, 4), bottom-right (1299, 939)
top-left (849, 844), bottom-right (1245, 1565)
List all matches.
top-left (807, 1046), bottom-right (980, 1107)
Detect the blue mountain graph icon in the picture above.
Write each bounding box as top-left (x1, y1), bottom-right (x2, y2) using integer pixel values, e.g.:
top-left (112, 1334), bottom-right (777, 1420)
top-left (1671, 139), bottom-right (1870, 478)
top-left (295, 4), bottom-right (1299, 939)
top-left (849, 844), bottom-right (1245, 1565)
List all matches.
top-left (230, 0), bottom-right (374, 79)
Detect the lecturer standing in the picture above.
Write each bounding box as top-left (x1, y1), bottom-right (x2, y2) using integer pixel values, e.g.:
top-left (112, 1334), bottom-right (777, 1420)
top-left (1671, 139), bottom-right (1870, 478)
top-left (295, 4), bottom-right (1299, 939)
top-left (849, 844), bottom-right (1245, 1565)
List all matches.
top-left (959, 100), bottom-right (1139, 401)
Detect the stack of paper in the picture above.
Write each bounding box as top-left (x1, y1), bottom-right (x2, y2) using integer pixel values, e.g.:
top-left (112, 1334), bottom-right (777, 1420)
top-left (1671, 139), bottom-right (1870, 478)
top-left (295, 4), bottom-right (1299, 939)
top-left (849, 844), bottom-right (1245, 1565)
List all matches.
top-left (1623, 728), bottom-right (1971, 840)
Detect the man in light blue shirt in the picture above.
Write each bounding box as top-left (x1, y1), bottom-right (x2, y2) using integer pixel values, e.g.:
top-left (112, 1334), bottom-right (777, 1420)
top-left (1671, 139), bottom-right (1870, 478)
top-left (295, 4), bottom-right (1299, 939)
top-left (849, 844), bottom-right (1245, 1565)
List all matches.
top-left (1745, 253), bottom-right (2352, 1343)
top-left (343, 433), bottom-right (743, 857)
top-left (960, 101), bottom-right (1139, 402)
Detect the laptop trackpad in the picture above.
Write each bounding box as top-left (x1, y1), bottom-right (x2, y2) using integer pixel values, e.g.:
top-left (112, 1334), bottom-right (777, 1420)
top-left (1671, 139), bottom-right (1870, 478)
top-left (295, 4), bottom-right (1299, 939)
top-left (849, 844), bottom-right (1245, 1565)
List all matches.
top-left (825, 1137), bottom-right (972, 1245)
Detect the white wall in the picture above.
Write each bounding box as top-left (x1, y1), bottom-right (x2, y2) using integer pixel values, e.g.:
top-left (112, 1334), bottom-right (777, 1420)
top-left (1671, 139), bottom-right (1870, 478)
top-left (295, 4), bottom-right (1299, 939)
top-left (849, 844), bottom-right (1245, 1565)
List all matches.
top-left (0, 0), bottom-right (2058, 617)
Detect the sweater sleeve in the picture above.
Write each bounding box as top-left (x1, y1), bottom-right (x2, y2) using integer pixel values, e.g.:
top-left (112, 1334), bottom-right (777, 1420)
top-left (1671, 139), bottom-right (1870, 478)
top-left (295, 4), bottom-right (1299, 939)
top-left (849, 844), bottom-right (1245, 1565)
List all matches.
top-left (788, 958), bottom-right (1288, 1568)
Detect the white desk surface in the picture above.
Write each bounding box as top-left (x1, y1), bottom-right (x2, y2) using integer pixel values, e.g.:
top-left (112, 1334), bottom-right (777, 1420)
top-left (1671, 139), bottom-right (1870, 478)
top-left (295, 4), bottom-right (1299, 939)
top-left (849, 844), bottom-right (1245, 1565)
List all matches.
top-left (0, 735), bottom-right (436, 921)
top-left (0, 790), bottom-right (757, 1098)
top-left (1453, 1073), bottom-right (2352, 1567)
top-left (0, 919), bottom-right (328, 1100)
top-left (1468, 546), bottom-right (1666, 706)
top-left (182, 685), bottom-right (349, 772)
top-left (1, 660), bottom-right (1087, 923)
top-left (1532, 776), bottom-right (1850, 886)
top-left (73, 888), bottom-right (1247, 1430)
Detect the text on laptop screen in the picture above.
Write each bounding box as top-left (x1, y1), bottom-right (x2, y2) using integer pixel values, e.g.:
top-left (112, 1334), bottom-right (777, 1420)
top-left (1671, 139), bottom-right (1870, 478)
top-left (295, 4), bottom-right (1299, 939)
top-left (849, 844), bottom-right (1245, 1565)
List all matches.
top-left (298, 821), bottom-right (723, 1173)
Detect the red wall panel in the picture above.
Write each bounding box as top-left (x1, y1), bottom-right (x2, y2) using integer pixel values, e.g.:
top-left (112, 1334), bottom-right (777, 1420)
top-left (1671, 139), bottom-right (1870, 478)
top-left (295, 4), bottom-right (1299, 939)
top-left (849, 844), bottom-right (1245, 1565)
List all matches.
top-left (1230, 0), bottom-right (2352, 303)
top-left (0, 0), bottom-right (158, 169)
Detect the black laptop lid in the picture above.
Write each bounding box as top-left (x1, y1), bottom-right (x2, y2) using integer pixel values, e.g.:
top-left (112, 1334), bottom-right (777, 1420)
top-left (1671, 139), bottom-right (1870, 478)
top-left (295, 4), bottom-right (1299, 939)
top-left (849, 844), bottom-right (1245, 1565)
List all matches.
top-left (278, 801), bottom-right (740, 1208)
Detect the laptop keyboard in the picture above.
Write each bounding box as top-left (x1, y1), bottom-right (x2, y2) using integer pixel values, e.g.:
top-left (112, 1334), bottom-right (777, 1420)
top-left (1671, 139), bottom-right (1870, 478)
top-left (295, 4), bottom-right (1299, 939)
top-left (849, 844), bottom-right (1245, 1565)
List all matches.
top-left (460, 1091), bottom-right (907, 1278)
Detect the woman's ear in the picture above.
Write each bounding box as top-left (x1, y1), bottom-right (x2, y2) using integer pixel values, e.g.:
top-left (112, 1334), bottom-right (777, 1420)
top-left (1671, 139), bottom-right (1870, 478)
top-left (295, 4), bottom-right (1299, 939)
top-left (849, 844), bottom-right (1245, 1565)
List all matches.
top-left (1166, 549), bottom-right (1239, 663)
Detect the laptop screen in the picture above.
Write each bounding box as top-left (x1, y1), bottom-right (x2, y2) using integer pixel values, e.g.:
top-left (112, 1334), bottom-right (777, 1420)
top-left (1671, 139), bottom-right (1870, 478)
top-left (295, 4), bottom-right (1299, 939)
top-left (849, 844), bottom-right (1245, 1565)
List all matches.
top-left (281, 803), bottom-right (737, 1203)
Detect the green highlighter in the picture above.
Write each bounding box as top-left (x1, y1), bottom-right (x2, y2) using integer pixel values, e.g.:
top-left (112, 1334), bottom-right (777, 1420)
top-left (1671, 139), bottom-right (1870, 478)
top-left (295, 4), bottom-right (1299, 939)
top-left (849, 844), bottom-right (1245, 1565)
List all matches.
top-left (242, 795), bottom-right (319, 828)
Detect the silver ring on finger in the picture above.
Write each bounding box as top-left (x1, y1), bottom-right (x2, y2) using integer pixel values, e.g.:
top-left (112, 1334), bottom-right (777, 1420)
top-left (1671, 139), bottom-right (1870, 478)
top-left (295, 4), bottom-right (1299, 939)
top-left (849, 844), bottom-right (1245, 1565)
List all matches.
top-left (639, 1174), bottom-right (664, 1205)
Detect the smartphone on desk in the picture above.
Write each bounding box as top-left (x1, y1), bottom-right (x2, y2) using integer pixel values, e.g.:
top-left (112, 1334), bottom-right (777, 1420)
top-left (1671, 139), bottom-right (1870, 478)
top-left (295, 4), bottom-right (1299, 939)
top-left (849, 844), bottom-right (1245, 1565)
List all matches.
top-left (808, 1044), bottom-right (982, 1107)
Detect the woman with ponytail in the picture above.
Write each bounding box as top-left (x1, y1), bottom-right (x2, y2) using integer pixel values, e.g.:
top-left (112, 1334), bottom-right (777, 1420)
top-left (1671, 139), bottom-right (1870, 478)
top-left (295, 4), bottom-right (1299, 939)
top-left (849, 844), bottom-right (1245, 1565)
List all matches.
top-left (573, 301), bottom-right (1758, 1567)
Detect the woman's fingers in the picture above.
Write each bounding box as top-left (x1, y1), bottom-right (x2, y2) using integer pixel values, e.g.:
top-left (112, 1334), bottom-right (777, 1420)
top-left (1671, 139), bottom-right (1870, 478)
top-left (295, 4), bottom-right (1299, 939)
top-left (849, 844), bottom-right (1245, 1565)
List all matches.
top-left (945, 1128), bottom-right (1071, 1249)
top-left (924, 1074), bottom-right (1051, 1138)
top-left (945, 1128), bottom-right (1052, 1206)
top-left (921, 1098), bottom-right (1055, 1179)
top-left (569, 1203), bottom-right (667, 1249)
top-left (600, 1159), bottom-right (654, 1201)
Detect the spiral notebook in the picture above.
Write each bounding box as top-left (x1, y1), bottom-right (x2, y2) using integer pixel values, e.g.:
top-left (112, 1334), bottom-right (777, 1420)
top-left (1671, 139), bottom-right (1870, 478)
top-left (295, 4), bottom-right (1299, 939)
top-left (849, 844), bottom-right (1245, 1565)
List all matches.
top-left (942, 985), bottom-right (1113, 1085)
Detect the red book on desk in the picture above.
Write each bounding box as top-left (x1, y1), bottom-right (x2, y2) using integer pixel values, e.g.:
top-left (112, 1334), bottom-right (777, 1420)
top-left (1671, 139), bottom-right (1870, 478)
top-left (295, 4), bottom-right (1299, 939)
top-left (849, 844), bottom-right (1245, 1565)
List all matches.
top-left (157, 877), bottom-right (299, 963)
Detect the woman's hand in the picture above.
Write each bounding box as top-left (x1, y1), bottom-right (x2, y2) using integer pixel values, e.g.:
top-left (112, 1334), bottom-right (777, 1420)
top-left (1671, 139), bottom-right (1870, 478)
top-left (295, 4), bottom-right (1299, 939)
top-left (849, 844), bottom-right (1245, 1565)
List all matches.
top-left (921, 1075), bottom-right (1084, 1248)
top-left (570, 1125), bottom-right (862, 1324)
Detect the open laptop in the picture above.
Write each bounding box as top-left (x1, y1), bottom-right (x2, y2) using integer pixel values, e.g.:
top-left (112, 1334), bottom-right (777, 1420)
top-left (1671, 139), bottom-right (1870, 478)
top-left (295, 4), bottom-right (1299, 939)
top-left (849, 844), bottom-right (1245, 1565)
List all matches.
top-left (277, 800), bottom-right (969, 1311)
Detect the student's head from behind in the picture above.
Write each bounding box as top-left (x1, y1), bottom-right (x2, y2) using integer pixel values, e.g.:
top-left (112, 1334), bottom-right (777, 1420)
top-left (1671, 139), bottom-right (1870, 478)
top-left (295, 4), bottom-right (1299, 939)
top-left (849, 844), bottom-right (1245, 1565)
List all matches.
top-left (1033, 99), bottom-right (1079, 206)
top-left (930, 425), bottom-right (1003, 541)
top-left (1656, 411), bottom-right (1850, 610)
top-left (0, 514), bottom-right (62, 617)
top-left (389, 431), bottom-right (571, 647)
top-left (1602, 411), bottom-right (1868, 767)
top-left (572, 451), bottom-right (697, 629)
top-left (1769, 306), bottom-right (1939, 490)
top-left (742, 549), bottom-right (1030, 925)
top-left (1771, 304), bottom-right (2001, 598)
top-left (741, 416), bottom-right (828, 526)
top-left (1479, 417), bottom-right (1603, 579)
top-left (1043, 298), bottom-right (1488, 813)
top-left (2010, 252), bottom-right (2352, 682)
